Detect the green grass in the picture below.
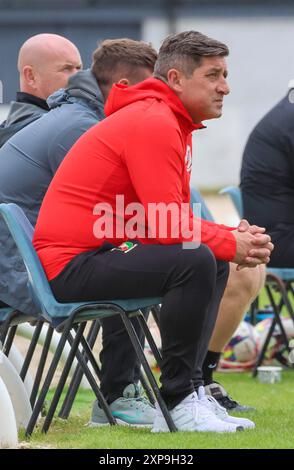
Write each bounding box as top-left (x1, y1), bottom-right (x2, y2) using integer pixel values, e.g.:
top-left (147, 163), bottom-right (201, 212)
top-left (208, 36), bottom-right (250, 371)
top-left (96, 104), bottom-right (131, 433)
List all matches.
top-left (19, 371), bottom-right (294, 449)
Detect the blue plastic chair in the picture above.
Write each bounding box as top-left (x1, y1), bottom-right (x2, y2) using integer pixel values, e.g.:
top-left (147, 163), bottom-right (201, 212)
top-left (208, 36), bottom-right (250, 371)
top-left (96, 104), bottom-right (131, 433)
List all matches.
top-left (190, 187), bottom-right (214, 222)
top-left (219, 186), bottom-right (243, 218)
top-left (0, 304), bottom-right (56, 411)
top-left (0, 307), bottom-right (17, 349)
top-left (220, 186), bottom-right (294, 374)
top-left (0, 307), bottom-right (34, 354)
top-left (0, 203), bottom-right (176, 435)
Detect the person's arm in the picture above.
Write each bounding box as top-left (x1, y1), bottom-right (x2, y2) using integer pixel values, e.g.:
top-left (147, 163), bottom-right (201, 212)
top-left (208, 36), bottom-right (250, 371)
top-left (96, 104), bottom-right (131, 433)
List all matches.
top-left (47, 119), bottom-right (96, 174)
top-left (125, 115), bottom-right (237, 261)
top-left (201, 219), bottom-right (236, 231)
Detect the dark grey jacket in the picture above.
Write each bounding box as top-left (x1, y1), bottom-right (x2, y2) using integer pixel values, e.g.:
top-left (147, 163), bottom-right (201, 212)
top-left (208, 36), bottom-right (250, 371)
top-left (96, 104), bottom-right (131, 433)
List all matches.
top-left (0, 94), bottom-right (48, 148)
top-left (0, 70), bottom-right (105, 315)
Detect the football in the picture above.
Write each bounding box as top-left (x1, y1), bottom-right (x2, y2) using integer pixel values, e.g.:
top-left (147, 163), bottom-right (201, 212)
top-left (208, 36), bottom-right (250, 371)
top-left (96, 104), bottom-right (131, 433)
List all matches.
top-left (254, 317), bottom-right (294, 361)
top-left (219, 321), bottom-right (258, 370)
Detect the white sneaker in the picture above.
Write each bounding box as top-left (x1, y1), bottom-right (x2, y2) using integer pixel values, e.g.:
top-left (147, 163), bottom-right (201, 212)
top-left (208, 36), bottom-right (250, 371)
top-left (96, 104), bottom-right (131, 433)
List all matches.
top-left (151, 392), bottom-right (243, 433)
top-left (198, 386), bottom-right (255, 429)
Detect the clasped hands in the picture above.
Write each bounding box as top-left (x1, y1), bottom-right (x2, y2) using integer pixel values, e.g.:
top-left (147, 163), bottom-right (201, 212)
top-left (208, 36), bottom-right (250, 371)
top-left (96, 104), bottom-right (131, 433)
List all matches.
top-left (232, 219), bottom-right (274, 270)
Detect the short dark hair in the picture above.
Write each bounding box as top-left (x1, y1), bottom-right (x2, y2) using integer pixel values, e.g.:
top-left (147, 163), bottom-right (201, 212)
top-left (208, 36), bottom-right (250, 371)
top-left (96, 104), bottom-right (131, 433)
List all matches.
top-left (92, 38), bottom-right (157, 86)
top-left (154, 30), bottom-right (229, 80)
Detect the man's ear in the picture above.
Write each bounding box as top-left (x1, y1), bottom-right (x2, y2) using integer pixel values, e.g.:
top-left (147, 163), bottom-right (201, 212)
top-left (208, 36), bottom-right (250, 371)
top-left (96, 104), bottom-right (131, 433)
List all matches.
top-left (166, 68), bottom-right (184, 93)
top-left (22, 65), bottom-right (36, 88)
top-left (117, 78), bottom-right (130, 86)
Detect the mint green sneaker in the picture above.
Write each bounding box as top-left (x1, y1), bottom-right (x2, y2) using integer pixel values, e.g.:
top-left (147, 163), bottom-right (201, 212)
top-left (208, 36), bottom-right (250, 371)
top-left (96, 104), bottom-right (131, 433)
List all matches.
top-left (89, 383), bottom-right (156, 427)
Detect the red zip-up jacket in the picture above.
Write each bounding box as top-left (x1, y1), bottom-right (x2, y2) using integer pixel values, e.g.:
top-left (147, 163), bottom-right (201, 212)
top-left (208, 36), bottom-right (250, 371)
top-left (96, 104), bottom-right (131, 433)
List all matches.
top-left (33, 77), bottom-right (236, 280)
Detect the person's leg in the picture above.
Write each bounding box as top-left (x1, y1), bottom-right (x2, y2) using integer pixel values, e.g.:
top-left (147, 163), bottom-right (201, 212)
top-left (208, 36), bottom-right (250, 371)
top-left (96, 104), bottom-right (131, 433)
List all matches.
top-left (99, 311), bottom-right (147, 403)
top-left (51, 243), bottom-right (218, 407)
top-left (157, 244), bottom-right (218, 407)
top-left (93, 325), bottom-right (150, 426)
top-left (51, 243), bottom-right (244, 432)
top-left (268, 224), bottom-right (294, 267)
top-left (192, 260), bottom-right (230, 389)
top-left (150, 253), bottom-right (251, 432)
top-left (208, 264), bottom-right (265, 354)
top-left (203, 263), bottom-right (265, 411)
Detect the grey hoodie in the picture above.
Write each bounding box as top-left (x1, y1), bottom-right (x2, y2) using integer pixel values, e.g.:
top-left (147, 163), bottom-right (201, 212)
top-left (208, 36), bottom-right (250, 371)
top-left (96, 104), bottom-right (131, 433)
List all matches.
top-left (0, 69), bottom-right (105, 315)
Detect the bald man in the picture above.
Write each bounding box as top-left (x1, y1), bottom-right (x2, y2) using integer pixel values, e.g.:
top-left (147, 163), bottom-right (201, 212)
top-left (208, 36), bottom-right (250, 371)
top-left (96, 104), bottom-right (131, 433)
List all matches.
top-left (0, 33), bottom-right (82, 148)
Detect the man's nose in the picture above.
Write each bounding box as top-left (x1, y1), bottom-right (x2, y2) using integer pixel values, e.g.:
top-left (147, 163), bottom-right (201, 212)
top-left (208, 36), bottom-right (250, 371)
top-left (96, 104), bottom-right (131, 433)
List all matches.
top-left (218, 78), bottom-right (230, 95)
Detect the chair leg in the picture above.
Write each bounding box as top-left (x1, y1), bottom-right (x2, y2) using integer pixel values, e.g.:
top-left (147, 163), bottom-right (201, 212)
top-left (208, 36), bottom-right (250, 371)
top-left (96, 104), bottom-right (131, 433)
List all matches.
top-left (0, 310), bottom-right (19, 346)
top-left (267, 283), bottom-right (289, 345)
top-left (253, 278), bottom-right (291, 376)
top-left (68, 329), bottom-right (116, 425)
top-left (135, 311), bottom-right (162, 367)
top-left (252, 317), bottom-right (277, 377)
top-left (138, 370), bottom-right (156, 405)
top-left (42, 323), bottom-right (87, 433)
top-left (150, 305), bottom-right (161, 328)
top-left (120, 310), bottom-right (176, 432)
top-left (20, 320), bottom-right (44, 381)
top-left (60, 317), bottom-right (158, 414)
top-left (3, 325), bottom-right (17, 356)
top-left (25, 320), bottom-right (73, 437)
top-left (287, 281), bottom-right (294, 301)
top-left (30, 325), bottom-right (54, 407)
top-left (267, 273), bottom-right (294, 322)
top-left (58, 319), bottom-right (101, 419)
top-left (280, 282), bottom-right (294, 323)
top-left (249, 297), bottom-right (259, 325)
top-left (135, 311), bottom-right (162, 405)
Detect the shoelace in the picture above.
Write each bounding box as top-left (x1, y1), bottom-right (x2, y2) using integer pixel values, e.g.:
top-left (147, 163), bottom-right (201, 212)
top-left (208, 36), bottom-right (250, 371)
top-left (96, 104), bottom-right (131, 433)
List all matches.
top-left (210, 382), bottom-right (239, 409)
top-left (184, 396), bottom-right (219, 424)
top-left (121, 396), bottom-right (154, 411)
top-left (219, 395), bottom-right (239, 409)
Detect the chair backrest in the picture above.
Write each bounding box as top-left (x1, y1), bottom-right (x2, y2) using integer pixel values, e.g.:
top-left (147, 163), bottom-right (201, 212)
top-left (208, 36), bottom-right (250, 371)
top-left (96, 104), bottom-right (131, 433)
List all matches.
top-left (190, 187), bottom-right (214, 222)
top-left (219, 186), bottom-right (244, 218)
top-left (0, 203), bottom-right (70, 321)
top-left (0, 203), bottom-right (163, 323)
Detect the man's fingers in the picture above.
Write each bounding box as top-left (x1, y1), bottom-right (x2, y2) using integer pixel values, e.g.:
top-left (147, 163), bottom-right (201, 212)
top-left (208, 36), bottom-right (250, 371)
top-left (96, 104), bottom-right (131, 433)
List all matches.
top-left (244, 256), bottom-right (270, 265)
top-left (248, 248), bottom-right (271, 259)
top-left (250, 225), bottom-right (266, 234)
top-left (237, 220), bottom-right (267, 235)
top-left (237, 256), bottom-right (270, 270)
top-left (254, 242), bottom-right (274, 251)
top-left (251, 234), bottom-right (271, 246)
top-left (237, 219), bottom-right (250, 232)
top-left (251, 240), bottom-right (274, 252)
top-left (236, 264), bottom-right (246, 271)
top-left (236, 262), bottom-right (258, 270)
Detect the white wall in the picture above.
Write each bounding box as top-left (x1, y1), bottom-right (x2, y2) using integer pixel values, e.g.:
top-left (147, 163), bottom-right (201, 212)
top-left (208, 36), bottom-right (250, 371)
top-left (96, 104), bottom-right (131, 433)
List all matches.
top-left (143, 14), bottom-right (294, 189)
top-left (0, 104), bottom-right (9, 123)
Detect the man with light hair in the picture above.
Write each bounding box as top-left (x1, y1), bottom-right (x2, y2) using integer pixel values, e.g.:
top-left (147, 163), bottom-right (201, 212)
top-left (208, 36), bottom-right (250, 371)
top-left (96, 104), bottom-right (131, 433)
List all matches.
top-left (0, 33), bottom-right (82, 147)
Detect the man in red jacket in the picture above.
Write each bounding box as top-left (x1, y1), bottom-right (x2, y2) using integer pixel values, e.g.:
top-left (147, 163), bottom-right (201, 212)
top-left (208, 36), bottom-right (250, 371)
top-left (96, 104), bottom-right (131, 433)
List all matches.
top-left (34, 31), bottom-right (272, 432)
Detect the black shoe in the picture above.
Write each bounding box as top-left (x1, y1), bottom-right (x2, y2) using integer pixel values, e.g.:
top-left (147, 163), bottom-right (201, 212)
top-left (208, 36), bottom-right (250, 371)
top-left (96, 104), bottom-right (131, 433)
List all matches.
top-left (204, 382), bottom-right (255, 413)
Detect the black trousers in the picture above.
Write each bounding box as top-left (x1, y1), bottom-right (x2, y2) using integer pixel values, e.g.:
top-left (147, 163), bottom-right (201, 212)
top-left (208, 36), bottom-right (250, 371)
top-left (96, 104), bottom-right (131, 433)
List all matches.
top-left (50, 242), bottom-right (229, 409)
